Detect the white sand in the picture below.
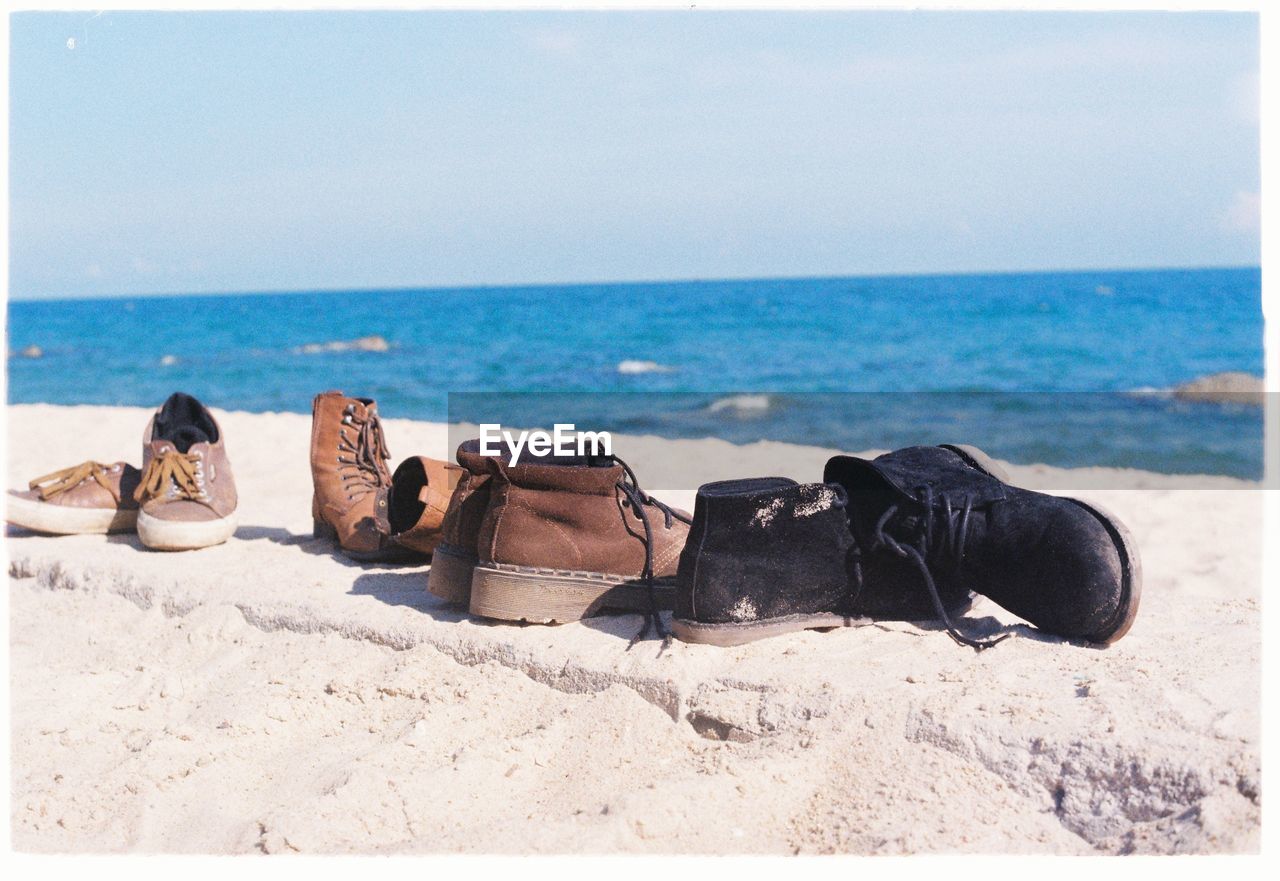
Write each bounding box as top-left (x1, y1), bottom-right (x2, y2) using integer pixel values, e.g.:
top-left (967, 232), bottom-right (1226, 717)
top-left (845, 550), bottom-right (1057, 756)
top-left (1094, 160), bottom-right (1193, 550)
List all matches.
top-left (5, 404), bottom-right (1261, 854)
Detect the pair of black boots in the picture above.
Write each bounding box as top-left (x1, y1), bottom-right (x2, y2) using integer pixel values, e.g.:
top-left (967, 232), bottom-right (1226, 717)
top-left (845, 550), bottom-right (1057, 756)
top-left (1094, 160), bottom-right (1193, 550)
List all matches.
top-left (671, 444), bottom-right (1141, 649)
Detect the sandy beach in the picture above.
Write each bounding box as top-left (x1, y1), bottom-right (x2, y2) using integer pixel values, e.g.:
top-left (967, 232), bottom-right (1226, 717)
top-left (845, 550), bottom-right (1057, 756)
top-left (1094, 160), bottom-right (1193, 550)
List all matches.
top-left (6, 404), bottom-right (1262, 854)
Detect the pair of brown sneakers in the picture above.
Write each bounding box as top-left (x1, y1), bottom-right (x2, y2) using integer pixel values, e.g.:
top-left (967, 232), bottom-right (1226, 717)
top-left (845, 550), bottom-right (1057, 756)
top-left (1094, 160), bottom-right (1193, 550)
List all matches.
top-left (309, 391), bottom-right (459, 561)
top-left (6, 392), bottom-right (238, 550)
top-left (428, 439), bottom-right (691, 629)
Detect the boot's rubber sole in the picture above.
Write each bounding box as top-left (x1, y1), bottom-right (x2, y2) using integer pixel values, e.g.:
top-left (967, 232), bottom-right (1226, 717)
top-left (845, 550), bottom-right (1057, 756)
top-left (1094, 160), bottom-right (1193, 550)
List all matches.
top-left (671, 612), bottom-right (868, 647)
top-left (673, 594), bottom-right (975, 647)
top-left (137, 510), bottom-right (237, 550)
top-left (1064, 498), bottom-right (1143, 644)
top-left (5, 496), bottom-right (138, 535)
top-left (469, 563), bottom-right (676, 624)
top-left (427, 544), bottom-right (477, 604)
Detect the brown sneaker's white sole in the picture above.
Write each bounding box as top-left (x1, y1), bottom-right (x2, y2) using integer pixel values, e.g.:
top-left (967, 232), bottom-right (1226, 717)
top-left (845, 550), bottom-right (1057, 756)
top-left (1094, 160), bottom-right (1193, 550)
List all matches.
top-left (469, 563), bottom-right (676, 624)
top-left (427, 544), bottom-right (477, 604)
top-left (137, 510), bottom-right (237, 551)
top-left (5, 496), bottom-right (138, 535)
top-left (671, 612), bottom-right (868, 647)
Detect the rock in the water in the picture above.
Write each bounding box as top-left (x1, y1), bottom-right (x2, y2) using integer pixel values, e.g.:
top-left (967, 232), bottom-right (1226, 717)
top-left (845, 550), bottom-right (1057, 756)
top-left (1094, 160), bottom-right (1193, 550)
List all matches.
top-left (1173, 372), bottom-right (1264, 406)
top-left (17, 345), bottom-right (43, 359)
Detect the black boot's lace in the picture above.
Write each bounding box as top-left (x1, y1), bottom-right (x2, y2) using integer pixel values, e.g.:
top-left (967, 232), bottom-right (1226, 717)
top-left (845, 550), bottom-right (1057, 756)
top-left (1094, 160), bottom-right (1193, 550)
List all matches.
top-left (337, 404), bottom-right (392, 502)
top-left (614, 457), bottom-right (692, 647)
top-left (870, 484), bottom-right (1009, 651)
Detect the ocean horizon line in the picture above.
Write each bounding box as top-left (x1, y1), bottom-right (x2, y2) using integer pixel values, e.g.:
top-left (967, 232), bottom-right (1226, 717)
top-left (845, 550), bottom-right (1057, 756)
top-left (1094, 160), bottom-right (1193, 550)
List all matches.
top-left (6, 262), bottom-right (1261, 306)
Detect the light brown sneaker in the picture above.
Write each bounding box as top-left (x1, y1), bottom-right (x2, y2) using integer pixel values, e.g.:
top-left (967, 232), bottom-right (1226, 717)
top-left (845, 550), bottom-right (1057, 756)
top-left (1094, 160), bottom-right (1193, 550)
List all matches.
top-left (6, 460), bottom-right (141, 535)
top-left (469, 452), bottom-right (691, 629)
top-left (135, 392), bottom-right (238, 550)
top-left (388, 455), bottom-right (462, 556)
top-left (309, 390), bottom-right (401, 561)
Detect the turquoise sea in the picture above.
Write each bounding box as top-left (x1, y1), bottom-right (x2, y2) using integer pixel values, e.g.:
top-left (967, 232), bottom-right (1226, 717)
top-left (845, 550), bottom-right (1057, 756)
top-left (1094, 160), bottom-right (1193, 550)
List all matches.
top-left (6, 267), bottom-right (1264, 478)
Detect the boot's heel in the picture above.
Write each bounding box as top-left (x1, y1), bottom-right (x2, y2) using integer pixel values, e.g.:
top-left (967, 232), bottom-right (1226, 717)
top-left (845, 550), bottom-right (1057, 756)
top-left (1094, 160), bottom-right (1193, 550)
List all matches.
top-left (313, 517), bottom-right (337, 541)
top-left (427, 544), bottom-right (478, 605)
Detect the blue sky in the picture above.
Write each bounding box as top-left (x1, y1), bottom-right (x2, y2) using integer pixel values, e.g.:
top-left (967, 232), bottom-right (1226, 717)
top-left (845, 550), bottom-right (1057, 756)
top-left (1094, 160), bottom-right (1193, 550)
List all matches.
top-left (8, 11), bottom-right (1260, 299)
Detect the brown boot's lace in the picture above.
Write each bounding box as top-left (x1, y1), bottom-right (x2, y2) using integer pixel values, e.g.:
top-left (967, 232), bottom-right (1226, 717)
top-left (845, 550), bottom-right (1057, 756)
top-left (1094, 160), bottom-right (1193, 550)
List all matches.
top-left (615, 457), bottom-right (692, 647)
top-left (29, 461), bottom-right (122, 502)
top-left (869, 484), bottom-right (1009, 651)
top-left (337, 403), bottom-right (392, 502)
top-left (135, 450), bottom-right (207, 503)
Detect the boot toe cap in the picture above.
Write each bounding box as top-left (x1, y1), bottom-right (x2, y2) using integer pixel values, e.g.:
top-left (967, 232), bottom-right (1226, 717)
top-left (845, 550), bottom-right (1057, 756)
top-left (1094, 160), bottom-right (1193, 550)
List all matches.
top-left (1020, 500), bottom-right (1132, 641)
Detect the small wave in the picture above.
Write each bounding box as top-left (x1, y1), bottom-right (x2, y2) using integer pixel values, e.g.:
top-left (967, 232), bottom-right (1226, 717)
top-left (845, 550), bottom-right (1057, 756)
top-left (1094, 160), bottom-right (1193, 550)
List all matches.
top-left (293, 335), bottom-right (392, 355)
top-left (708, 394), bottom-right (772, 414)
top-left (616, 359), bottom-right (674, 375)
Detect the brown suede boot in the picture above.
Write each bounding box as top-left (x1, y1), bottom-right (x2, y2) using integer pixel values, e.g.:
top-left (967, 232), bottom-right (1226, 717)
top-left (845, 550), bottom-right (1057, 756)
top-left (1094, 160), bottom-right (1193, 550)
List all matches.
top-left (427, 440), bottom-right (497, 604)
top-left (468, 453), bottom-right (691, 627)
top-left (388, 455), bottom-right (462, 556)
top-left (309, 390), bottom-right (398, 561)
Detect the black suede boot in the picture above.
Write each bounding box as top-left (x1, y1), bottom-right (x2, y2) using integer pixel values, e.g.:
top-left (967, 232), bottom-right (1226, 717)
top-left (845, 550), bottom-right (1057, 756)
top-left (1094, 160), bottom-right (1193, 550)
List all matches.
top-left (670, 477), bottom-right (859, 646)
top-left (824, 444), bottom-right (1142, 648)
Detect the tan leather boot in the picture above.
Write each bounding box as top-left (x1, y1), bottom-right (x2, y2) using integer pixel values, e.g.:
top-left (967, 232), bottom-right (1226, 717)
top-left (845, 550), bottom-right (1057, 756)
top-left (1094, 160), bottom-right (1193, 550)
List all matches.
top-left (135, 392), bottom-right (238, 550)
top-left (309, 390), bottom-right (398, 560)
top-left (427, 439), bottom-right (500, 604)
top-left (468, 453), bottom-right (691, 626)
top-left (7, 460), bottom-right (141, 535)
top-left (388, 455), bottom-right (462, 556)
